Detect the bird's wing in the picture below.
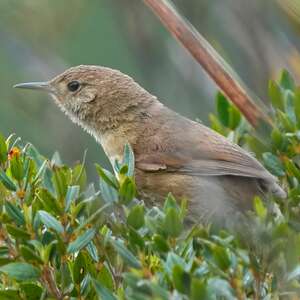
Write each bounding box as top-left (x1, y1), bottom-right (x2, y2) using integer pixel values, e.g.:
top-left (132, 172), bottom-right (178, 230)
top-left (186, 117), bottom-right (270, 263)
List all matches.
top-left (135, 121), bottom-right (275, 183)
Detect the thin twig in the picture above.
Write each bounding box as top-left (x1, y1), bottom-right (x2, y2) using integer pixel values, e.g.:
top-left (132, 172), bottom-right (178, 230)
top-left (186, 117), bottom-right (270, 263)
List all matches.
top-left (142, 0), bottom-right (272, 127)
top-left (41, 265), bottom-right (62, 299)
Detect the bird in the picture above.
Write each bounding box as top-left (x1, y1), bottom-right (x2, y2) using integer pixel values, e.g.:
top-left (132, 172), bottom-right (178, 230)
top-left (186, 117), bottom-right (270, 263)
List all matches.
top-left (14, 65), bottom-right (286, 224)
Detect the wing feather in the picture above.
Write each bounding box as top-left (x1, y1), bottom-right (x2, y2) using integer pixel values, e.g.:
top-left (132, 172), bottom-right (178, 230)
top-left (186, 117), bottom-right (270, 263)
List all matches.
top-left (135, 121), bottom-right (275, 183)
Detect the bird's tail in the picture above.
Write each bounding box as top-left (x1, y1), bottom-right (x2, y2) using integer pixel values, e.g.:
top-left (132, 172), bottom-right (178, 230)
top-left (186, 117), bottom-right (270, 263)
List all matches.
top-left (268, 182), bottom-right (287, 199)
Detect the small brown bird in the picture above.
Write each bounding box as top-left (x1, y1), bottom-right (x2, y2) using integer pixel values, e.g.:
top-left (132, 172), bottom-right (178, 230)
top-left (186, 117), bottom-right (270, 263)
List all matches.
top-left (14, 65), bottom-right (285, 224)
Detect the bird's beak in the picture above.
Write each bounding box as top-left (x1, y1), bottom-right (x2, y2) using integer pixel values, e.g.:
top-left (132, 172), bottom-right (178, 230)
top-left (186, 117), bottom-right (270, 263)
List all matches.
top-left (13, 81), bottom-right (52, 92)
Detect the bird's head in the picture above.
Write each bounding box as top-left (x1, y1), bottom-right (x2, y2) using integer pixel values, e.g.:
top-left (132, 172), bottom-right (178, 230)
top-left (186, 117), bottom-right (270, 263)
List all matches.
top-left (14, 65), bottom-right (154, 133)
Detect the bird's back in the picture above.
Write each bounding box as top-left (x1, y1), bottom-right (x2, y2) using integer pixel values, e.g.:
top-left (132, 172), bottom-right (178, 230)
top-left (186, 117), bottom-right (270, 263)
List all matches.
top-left (132, 101), bottom-right (285, 222)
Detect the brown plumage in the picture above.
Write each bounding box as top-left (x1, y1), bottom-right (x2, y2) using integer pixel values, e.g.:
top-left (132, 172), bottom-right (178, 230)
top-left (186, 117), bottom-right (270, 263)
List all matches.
top-left (14, 65), bottom-right (286, 224)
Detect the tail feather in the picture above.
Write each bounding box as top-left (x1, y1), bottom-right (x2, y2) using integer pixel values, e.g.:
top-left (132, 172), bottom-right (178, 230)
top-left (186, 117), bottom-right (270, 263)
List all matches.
top-left (268, 182), bottom-right (286, 199)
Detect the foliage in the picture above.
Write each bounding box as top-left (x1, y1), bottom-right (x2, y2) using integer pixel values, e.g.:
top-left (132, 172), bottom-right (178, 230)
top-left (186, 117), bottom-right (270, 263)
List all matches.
top-left (0, 71), bottom-right (300, 299)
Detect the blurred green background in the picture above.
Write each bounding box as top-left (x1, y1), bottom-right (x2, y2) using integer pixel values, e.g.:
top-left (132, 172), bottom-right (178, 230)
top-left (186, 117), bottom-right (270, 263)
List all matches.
top-left (1, 0), bottom-right (300, 179)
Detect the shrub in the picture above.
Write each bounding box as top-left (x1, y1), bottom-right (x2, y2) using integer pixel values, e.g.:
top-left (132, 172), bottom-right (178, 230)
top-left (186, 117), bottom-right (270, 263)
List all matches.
top-left (0, 71), bottom-right (299, 299)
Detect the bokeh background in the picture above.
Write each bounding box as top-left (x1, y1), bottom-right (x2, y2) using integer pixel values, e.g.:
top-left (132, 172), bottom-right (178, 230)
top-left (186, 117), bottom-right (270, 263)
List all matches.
top-left (1, 0), bottom-right (300, 179)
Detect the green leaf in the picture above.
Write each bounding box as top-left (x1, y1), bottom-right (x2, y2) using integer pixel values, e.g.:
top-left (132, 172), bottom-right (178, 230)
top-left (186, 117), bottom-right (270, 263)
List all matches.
top-left (127, 204), bottom-right (144, 229)
top-left (294, 88), bottom-right (300, 128)
top-left (164, 207), bottom-right (183, 238)
top-left (262, 152), bottom-right (285, 177)
top-left (80, 274), bottom-right (91, 297)
top-left (43, 167), bottom-right (55, 194)
top-left (6, 224), bottom-right (31, 240)
top-left (10, 155), bottom-right (24, 181)
top-left (271, 128), bottom-right (285, 151)
top-left (0, 169), bottom-right (17, 191)
top-left (99, 179), bottom-right (119, 203)
top-left (67, 228), bottom-right (96, 253)
top-left (280, 69), bottom-right (295, 91)
top-left (119, 165), bottom-right (128, 175)
top-left (191, 278), bottom-right (211, 300)
top-left (65, 185), bottom-right (80, 212)
top-left (0, 246), bottom-right (9, 257)
top-left (73, 252), bottom-right (87, 284)
top-left (129, 228), bottom-right (145, 249)
top-left (163, 193), bottom-right (179, 212)
top-left (19, 245), bottom-right (43, 264)
top-left (38, 210), bottom-right (64, 233)
top-left (72, 162), bottom-right (87, 190)
top-left (0, 132), bottom-right (8, 164)
top-left (97, 264), bottom-right (114, 291)
top-left (0, 262), bottom-right (40, 281)
top-left (253, 196), bottom-right (267, 220)
top-left (5, 202), bottom-right (25, 225)
top-left (172, 264), bottom-right (191, 295)
top-left (277, 110), bottom-right (296, 132)
top-left (122, 143), bottom-right (135, 177)
top-left (75, 202), bottom-right (111, 233)
top-left (95, 164), bottom-right (119, 189)
top-left (209, 114), bottom-right (227, 135)
top-left (119, 177), bottom-right (136, 205)
top-left (153, 234), bottom-right (170, 252)
top-left (287, 266), bottom-right (300, 281)
top-left (51, 151), bottom-right (63, 166)
top-left (23, 158), bottom-right (33, 190)
top-left (52, 167), bottom-right (68, 199)
top-left (284, 159), bottom-right (300, 181)
top-left (93, 278), bottom-right (117, 300)
top-left (212, 246), bottom-right (231, 271)
top-left (208, 278), bottom-right (235, 299)
top-left (284, 90), bottom-right (296, 124)
top-left (0, 290), bottom-right (21, 300)
top-left (87, 241), bottom-right (99, 262)
top-left (26, 145), bottom-right (44, 167)
top-left (216, 92), bottom-right (230, 127)
top-left (110, 238), bottom-right (141, 269)
top-left (32, 160), bottom-right (47, 184)
top-left (165, 253), bottom-right (186, 275)
top-left (228, 105), bottom-right (241, 130)
top-left (245, 134), bottom-right (269, 159)
top-left (19, 283), bottom-right (43, 300)
top-left (42, 240), bottom-right (57, 263)
top-left (60, 262), bottom-right (72, 292)
top-left (268, 80), bottom-right (284, 111)
top-left (36, 188), bottom-right (61, 215)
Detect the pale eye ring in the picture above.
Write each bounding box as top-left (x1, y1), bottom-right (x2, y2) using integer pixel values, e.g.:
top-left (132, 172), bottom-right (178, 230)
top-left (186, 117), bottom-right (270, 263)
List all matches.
top-left (67, 81), bottom-right (80, 92)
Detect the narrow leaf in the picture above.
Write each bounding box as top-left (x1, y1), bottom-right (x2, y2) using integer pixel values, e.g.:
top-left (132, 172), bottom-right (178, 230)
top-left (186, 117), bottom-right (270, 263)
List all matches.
top-left (119, 177), bottom-right (136, 205)
top-left (67, 228), bottom-right (96, 253)
top-left (127, 205), bottom-right (145, 230)
top-left (6, 224), bottom-right (30, 240)
top-left (0, 132), bottom-right (7, 164)
top-left (10, 155), bottom-right (24, 181)
top-left (216, 92), bottom-right (230, 127)
top-left (5, 202), bottom-right (25, 225)
top-left (122, 144), bottom-right (135, 177)
top-left (0, 262), bottom-right (40, 281)
top-left (65, 185), bottom-right (80, 212)
top-left (92, 279), bottom-right (117, 300)
top-left (280, 69), bottom-right (295, 91)
top-left (110, 239), bottom-right (141, 269)
top-left (164, 207), bottom-right (183, 238)
top-left (253, 196), bottom-right (267, 220)
top-left (95, 164), bottom-right (119, 189)
top-left (0, 169), bottom-right (17, 191)
top-left (38, 210), bottom-right (64, 233)
top-left (262, 152), bottom-right (285, 177)
top-left (52, 167), bottom-right (68, 199)
top-left (99, 179), bottom-right (118, 203)
top-left (268, 80), bottom-right (284, 111)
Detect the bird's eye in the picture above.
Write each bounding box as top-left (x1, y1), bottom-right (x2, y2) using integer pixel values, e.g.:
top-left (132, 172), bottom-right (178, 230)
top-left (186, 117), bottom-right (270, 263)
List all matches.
top-left (67, 81), bottom-right (80, 92)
